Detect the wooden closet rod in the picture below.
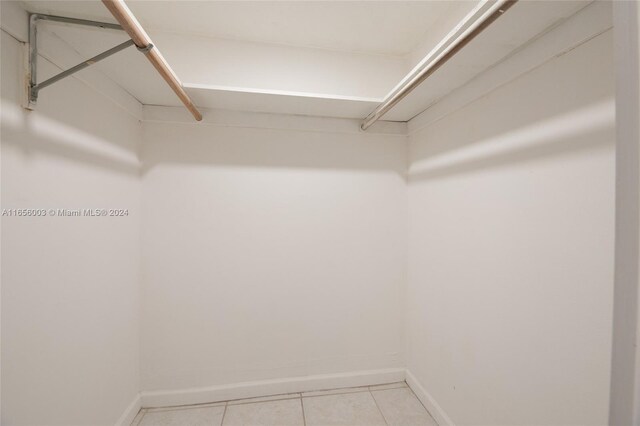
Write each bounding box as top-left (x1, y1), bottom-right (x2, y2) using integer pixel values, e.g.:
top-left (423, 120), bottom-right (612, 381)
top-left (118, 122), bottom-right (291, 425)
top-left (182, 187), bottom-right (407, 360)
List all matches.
top-left (101, 0), bottom-right (203, 121)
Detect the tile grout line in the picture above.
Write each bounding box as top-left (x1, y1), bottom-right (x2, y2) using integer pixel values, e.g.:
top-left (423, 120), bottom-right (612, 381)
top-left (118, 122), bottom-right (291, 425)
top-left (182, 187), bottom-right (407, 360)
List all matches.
top-left (404, 381), bottom-right (440, 426)
top-left (300, 396), bottom-right (307, 426)
top-left (369, 389), bottom-right (390, 426)
top-left (145, 400), bottom-right (228, 412)
top-left (134, 408), bottom-right (147, 426)
top-left (228, 394), bottom-right (301, 406)
top-left (302, 388), bottom-right (370, 398)
top-left (219, 402), bottom-right (228, 426)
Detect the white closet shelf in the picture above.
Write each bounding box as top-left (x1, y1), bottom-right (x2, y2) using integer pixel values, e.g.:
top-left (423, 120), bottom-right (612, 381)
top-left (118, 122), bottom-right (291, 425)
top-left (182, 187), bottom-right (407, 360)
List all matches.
top-left (183, 83), bottom-right (382, 119)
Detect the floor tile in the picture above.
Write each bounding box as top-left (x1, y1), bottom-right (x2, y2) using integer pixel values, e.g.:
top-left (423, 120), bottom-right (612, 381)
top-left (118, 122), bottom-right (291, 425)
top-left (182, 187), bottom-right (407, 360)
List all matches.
top-left (368, 382), bottom-right (408, 391)
top-left (138, 405), bottom-right (226, 426)
top-left (302, 392), bottom-right (386, 426)
top-left (371, 388), bottom-right (438, 426)
top-left (223, 398), bottom-right (304, 426)
top-left (301, 386), bottom-right (369, 397)
top-left (227, 393), bottom-right (301, 406)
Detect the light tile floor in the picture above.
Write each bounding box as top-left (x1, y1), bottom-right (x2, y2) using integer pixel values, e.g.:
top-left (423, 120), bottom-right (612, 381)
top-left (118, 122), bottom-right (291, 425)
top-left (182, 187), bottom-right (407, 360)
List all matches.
top-left (132, 382), bottom-right (438, 426)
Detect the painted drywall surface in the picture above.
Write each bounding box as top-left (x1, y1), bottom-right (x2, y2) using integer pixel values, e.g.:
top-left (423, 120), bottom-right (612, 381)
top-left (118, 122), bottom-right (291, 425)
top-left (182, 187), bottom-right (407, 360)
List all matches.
top-left (140, 119), bottom-right (407, 391)
top-left (405, 28), bottom-right (615, 425)
top-left (611, 1), bottom-right (640, 424)
top-left (0, 29), bottom-right (141, 426)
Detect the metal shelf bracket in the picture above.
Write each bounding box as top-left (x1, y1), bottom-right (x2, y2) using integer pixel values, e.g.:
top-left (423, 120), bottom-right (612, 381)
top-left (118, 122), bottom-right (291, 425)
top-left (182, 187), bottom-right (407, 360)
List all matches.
top-left (27, 13), bottom-right (132, 108)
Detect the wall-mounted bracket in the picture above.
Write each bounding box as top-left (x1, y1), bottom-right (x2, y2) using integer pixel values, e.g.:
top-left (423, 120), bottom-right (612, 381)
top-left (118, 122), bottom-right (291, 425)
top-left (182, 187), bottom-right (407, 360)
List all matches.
top-left (27, 13), bottom-right (133, 108)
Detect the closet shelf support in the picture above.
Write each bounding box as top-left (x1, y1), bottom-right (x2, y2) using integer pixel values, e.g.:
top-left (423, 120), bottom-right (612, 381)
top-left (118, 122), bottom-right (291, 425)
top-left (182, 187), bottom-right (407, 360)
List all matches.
top-left (27, 13), bottom-right (132, 106)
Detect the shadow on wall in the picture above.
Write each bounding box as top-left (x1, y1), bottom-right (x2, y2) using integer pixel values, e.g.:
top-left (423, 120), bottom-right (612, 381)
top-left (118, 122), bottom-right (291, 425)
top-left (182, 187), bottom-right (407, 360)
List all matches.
top-left (408, 98), bottom-right (615, 183)
top-left (1, 102), bottom-right (140, 176)
top-left (139, 123), bottom-right (408, 177)
top-left (0, 30), bottom-right (141, 177)
top-left (408, 29), bottom-right (615, 183)
top-left (1, 94), bottom-right (407, 180)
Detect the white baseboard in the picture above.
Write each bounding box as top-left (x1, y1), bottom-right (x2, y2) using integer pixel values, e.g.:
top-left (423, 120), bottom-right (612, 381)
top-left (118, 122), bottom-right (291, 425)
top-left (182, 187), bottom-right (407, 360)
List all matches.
top-left (406, 370), bottom-right (455, 426)
top-left (114, 393), bottom-right (142, 426)
top-left (140, 368), bottom-right (405, 408)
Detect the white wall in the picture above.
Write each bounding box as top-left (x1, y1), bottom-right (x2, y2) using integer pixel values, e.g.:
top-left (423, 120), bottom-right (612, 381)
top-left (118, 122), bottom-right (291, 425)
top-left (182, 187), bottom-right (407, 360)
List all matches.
top-left (1, 21), bottom-right (142, 426)
top-left (611, 1), bottom-right (640, 424)
top-left (139, 110), bottom-right (407, 392)
top-left (405, 24), bottom-right (615, 426)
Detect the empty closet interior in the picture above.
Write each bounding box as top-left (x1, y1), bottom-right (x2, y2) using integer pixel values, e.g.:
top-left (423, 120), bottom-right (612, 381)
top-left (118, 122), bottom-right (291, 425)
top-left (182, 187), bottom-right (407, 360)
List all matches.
top-left (1, 0), bottom-right (635, 425)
